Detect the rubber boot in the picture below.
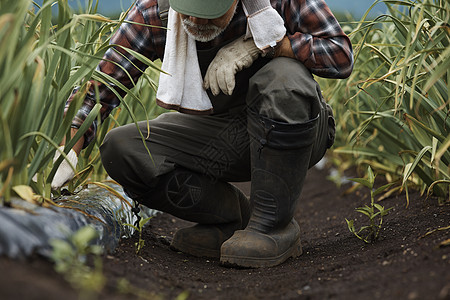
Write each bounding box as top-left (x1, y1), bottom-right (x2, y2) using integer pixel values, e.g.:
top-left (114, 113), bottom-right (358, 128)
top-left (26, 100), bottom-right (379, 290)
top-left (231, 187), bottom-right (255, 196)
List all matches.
top-left (134, 168), bottom-right (250, 258)
top-left (220, 112), bottom-right (318, 268)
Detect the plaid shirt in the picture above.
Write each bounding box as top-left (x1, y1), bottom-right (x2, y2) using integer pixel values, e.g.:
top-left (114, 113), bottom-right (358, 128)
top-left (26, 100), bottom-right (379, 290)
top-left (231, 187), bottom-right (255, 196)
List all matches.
top-left (68, 0), bottom-right (353, 147)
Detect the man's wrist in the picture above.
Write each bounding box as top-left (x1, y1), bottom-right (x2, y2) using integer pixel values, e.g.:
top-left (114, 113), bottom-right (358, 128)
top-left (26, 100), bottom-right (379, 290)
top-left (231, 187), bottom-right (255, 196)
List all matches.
top-left (263, 43), bottom-right (280, 59)
top-left (60, 128), bottom-right (83, 156)
top-left (277, 36), bottom-right (295, 58)
top-left (262, 36), bottom-right (295, 59)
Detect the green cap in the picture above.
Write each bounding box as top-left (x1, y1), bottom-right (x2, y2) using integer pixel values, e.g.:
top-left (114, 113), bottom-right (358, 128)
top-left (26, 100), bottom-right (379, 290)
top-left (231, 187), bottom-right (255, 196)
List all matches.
top-left (169, 0), bottom-right (236, 19)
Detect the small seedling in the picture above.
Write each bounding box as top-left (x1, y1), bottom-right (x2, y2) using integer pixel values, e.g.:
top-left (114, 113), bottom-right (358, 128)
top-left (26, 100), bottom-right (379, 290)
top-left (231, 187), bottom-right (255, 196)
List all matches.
top-left (116, 278), bottom-right (162, 299)
top-left (345, 166), bottom-right (394, 243)
top-left (124, 215), bottom-right (153, 254)
top-left (50, 226), bottom-right (106, 299)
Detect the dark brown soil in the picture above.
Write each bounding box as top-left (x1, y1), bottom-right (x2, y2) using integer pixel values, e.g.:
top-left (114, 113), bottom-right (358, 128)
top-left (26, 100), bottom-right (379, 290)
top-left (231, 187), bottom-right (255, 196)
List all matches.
top-left (1, 167), bottom-right (449, 300)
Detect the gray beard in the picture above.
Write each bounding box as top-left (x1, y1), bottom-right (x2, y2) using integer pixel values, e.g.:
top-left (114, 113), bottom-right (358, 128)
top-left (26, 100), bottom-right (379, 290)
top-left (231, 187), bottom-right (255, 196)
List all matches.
top-left (181, 19), bottom-right (226, 42)
top-left (180, 4), bottom-right (237, 42)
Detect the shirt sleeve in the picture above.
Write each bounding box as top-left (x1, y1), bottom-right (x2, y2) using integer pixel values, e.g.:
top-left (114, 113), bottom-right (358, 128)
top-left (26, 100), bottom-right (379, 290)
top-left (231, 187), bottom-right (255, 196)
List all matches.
top-left (65, 0), bottom-right (163, 148)
top-left (281, 0), bottom-right (353, 79)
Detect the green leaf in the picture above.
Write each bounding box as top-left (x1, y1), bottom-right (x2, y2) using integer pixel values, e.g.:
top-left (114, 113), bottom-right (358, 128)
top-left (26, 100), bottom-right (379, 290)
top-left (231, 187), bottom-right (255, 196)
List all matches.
top-left (381, 207), bottom-right (394, 216)
top-left (356, 207), bottom-right (373, 217)
top-left (123, 223), bottom-right (140, 231)
top-left (373, 203), bottom-right (384, 211)
top-left (404, 114), bottom-right (445, 143)
top-left (359, 225), bottom-right (371, 233)
top-left (373, 182), bottom-right (397, 196)
top-left (139, 216), bottom-right (153, 229)
top-left (402, 146), bottom-right (432, 185)
top-left (334, 147), bottom-right (404, 166)
top-left (345, 219), bottom-right (356, 233)
top-left (430, 137), bottom-right (438, 167)
top-left (423, 46), bottom-right (450, 93)
top-left (349, 178), bottom-right (372, 189)
top-left (371, 211), bottom-right (382, 219)
top-left (402, 163), bottom-right (413, 185)
top-left (367, 166), bottom-right (375, 186)
top-left (72, 226), bottom-right (98, 250)
top-left (176, 291), bottom-right (190, 300)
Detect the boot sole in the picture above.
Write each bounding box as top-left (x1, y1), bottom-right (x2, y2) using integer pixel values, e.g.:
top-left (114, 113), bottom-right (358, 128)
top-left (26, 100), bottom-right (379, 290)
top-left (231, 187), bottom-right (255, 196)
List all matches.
top-left (220, 237), bottom-right (303, 268)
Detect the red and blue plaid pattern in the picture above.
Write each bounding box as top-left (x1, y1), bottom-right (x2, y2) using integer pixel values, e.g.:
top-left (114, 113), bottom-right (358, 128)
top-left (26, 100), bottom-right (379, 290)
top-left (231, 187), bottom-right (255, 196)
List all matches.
top-left (67, 0), bottom-right (353, 148)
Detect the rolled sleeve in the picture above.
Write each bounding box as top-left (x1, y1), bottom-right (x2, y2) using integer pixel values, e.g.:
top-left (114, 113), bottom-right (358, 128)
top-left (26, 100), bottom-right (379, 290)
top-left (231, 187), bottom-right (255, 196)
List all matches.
top-left (65, 0), bottom-right (164, 148)
top-left (282, 0), bottom-right (353, 78)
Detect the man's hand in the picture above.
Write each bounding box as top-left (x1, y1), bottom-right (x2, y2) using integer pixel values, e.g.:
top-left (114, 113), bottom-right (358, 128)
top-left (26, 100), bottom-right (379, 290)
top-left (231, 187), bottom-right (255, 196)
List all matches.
top-left (51, 128), bottom-right (84, 190)
top-left (204, 36), bottom-right (262, 96)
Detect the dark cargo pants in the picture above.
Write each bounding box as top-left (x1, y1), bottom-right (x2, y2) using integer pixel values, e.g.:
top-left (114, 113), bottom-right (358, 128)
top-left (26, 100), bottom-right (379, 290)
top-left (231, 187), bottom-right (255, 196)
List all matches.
top-left (100, 57), bottom-right (335, 196)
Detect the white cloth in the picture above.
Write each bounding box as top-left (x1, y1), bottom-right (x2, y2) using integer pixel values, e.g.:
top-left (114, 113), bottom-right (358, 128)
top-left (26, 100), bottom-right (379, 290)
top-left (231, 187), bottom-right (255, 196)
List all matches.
top-left (156, 8), bottom-right (213, 113)
top-left (156, 0), bottom-right (286, 114)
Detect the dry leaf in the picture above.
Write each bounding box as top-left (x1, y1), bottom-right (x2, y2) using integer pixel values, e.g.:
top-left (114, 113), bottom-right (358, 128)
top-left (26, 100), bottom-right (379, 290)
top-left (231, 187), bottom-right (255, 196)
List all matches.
top-left (439, 239), bottom-right (450, 248)
top-left (12, 185), bottom-right (35, 202)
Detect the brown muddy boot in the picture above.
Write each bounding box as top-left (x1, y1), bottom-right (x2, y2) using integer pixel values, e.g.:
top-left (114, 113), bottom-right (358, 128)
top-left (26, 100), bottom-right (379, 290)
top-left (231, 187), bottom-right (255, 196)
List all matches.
top-left (220, 112), bottom-right (318, 268)
top-left (135, 168), bottom-right (250, 258)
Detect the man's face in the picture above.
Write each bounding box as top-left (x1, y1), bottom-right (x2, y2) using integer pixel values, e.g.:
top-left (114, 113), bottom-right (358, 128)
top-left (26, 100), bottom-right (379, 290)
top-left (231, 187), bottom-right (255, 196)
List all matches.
top-left (179, 0), bottom-right (238, 42)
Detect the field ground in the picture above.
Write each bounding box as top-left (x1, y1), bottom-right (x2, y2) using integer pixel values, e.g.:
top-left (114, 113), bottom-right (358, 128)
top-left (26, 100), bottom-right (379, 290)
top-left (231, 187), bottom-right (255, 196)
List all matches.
top-left (1, 166), bottom-right (449, 300)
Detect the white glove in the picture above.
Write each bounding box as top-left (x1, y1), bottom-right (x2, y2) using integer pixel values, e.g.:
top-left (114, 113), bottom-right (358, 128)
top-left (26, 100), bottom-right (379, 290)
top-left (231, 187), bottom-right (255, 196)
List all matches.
top-left (51, 146), bottom-right (78, 189)
top-left (203, 36), bottom-right (262, 96)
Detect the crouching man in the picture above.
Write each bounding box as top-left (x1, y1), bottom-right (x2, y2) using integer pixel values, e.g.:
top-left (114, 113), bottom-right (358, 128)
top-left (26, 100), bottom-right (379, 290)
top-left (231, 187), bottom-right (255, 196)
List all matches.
top-left (55, 0), bottom-right (353, 267)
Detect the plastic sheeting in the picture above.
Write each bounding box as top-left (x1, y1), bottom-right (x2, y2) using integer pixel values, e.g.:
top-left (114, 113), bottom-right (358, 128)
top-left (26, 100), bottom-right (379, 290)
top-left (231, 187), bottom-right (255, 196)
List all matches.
top-left (0, 184), bottom-right (156, 259)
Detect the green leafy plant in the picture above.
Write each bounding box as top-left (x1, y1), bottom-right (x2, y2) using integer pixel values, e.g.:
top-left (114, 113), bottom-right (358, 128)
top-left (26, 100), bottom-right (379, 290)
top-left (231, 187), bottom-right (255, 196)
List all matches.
top-left (346, 166), bottom-right (395, 243)
top-left (50, 226), bottom-right (106, 299)
top-left (116, 278), bottom-right (163, 299)
top-left (0, 0), bottom-right (166, 206)
top-left (319, 0), bottom-right (450, 202)
top-left (124, 214), bottom-right (153, 254)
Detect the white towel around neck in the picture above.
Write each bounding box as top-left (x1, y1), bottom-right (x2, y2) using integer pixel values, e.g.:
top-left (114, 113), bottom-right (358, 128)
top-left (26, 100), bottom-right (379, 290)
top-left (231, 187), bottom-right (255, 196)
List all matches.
top-left (156, 0), bottom-right (286, 114)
